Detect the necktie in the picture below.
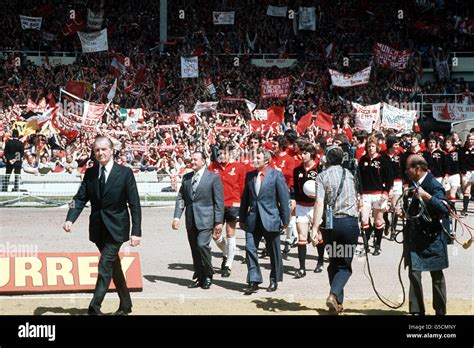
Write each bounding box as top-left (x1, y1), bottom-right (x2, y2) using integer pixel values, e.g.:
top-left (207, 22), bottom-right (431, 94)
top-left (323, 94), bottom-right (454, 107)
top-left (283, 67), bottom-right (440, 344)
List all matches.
top-left (255, 172), bottom-right (262, 195)
top-left (192, 172), bottom-right (200, 196)
top-left (99, 166), bottom-right (106, 198)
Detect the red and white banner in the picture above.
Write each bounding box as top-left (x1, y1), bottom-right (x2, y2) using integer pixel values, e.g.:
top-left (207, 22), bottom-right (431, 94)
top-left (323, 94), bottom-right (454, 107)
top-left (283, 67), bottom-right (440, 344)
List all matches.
top-left (373, 43), bottom-right (411, 71)
top-left (328, 67), bottom-right (371, 87)
top-left (128, 145), bottom-right (149, 152)
top-left (213, 12), bottom-right (235, 25)
top-left (19, 15), bottom-right (42, 30)
top-left (0, 252), bottom-right (142, 294)
top-left (352, 102), bottom-right (381, 133)
top-left (26, 98), bottom-right (47, 113)
top-left (77, 29), bottom-right (108, 53)
top-left (217, 113), bottom-right (238, 118)
top-left (156, 125), bottom-right (180, 129)
top-left (87, 9), bottom-right (103, 30)
top-left (194, 101), bottom-right (218, 113)
top-left (58, 89), bottom-right (106, 133)
top-left (432, 103), bottom-right (474, 122)
top-left (216, 126), bottom-right (241, 132)
top-left (120, 108), bottom-right (144, 123)
top-left (177, 113), bottom-right (196, 124)
top-left (381, 103), bottom-right (416, 132)
top-left (260, 77), bottom-right (291, 99)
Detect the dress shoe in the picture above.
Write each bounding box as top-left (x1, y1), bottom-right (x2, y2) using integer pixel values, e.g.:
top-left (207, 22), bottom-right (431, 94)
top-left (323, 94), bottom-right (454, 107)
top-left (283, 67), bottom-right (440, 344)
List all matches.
top-left (314, 261), bottom-right (324, 273)
top-left (294, 269), bottom-right (306, 279)
top-left (113, 307), bottom-right (132, 316)
top-left (87, 306), bottom-right (103, 315)
top-left (266, 280), bottom-right (278, 292)
top-left (243, 282), bottom-right (259, 295)
top-left (326, 294), bottom-right (340, 314)
top-left (260, 248), bottom-right (269, 258)
top-left (221, 257), bottom-right (227, 271)
top-left (372, 246), bottom-right (381, 256)
top-left (221, 266), bottom-right (231, 278)
top-left (188, 279), bottom-right (201, 288)
top-left (461, 210), bottom-right (468, 217)
top-left (201, 277), bottom-right (212, 289)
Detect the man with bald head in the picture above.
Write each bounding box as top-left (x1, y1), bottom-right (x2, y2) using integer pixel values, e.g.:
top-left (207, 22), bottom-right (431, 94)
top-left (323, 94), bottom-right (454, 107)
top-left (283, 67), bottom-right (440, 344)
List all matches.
top-left (64, 136), bottom-right (142, 315)
top-left (403, 154), bottom-right (450, 315)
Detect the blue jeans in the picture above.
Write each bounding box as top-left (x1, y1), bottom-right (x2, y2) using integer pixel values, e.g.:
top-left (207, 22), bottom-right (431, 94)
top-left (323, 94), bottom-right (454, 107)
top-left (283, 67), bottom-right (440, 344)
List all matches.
top-left (325, 217), bottom-right (360, 304)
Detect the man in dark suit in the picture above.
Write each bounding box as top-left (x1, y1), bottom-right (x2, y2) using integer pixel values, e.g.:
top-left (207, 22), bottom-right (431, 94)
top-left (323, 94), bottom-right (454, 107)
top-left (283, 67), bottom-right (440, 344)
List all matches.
top-left (2, 129), bottom-right (24, 192)
top-left (172, 151), bottom-right (224, 289)
top-left (239, 148), bottom-right (290, 294)
top-left (403, 154), bottom-right (450, 315)
top-left (63, 136), bottom-right (142, 315)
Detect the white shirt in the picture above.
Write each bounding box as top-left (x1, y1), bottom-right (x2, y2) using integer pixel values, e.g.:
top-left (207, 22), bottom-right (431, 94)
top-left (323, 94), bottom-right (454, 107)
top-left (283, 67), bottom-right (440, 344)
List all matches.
top-left (416, 172), bottom-right (428, 187)
top-left (98, 159), bottom-right (114, 183)
top-left (192, 167), bottom-right (206, 188)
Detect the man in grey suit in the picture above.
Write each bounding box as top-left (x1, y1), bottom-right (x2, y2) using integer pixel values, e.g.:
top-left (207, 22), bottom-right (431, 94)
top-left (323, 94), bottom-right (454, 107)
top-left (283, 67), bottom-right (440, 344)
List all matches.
top-left (239, 148), bottom-right (290, 294)
top-left (172, 151), bottom-right (224, 289)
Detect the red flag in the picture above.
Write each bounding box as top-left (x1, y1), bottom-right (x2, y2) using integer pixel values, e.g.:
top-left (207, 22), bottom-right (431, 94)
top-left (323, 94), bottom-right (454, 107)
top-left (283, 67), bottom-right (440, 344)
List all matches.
top-left (62, 16), bottom-right (86, 37)
top-left (248, 120), bottom-right (264, 134)
top-left (266, 106), bottom-right (285, 125)
top-left (314, 111), bottom-right (333, 131)
top-left (66, 81), bottom-right (85, 99)
top-left (134, 67), bottom-right (146, 85)
top-left (442, 103), bottom-right (451, 120)
top-left (51, 109), bottom-right (78, 141)
top-left (191, 47), bottom-right (205, 56)
top-left (297, 112), bottom-right (313, 135)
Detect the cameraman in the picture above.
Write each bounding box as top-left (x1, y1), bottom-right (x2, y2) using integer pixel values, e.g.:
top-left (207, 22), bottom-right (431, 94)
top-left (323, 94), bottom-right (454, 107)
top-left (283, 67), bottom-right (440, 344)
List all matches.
top-left (403, 155), bottom-right (450, 315)
top-left (311, 145), bottom-right (360, 314)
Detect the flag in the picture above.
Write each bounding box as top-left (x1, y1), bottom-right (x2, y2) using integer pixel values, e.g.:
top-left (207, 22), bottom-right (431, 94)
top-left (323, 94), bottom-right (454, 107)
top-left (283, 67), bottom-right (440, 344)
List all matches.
top-left (266, 106), bottom-right (285, 125)
top-left (297, 112), bottom-right (313, 134)
top-left (110, 55), bottom-right (127, 75)
top-left (66, 81), bottom-right (85, 99)
top-left (244, 99), bottom-right (256, 112)
top-left (134, 66), bottom-right (146, 85)
top-left (62, 16), bottom-right (86, 36)
top-left (107, 79), bottom-right (117, 102)
top-left (314, 111), bottom-right (333, 131)
top-left (177, 113), bottom-right (196, 124)
top-left (205, 77), bottom-right (216, 96)
top-left (325, 42), bottom-right (334, 59)
top-left (194, 101), bottom-right (218, 113)
top-left (442, 103), bottom-right (450, 120)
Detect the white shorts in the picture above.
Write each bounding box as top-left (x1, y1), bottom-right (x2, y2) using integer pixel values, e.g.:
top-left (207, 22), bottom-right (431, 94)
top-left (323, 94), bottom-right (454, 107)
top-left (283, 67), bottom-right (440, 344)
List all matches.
top-left (362, 193), bottom-right (388, 210)
top-left (295, 204), bottom-right (314, 224)
top-left (435, 177), bottom-right (443, 184)
top-left (463, 171), bottom-right (474, 184)
top-left (448, 174), bottom-right (461, 188)
top-left (390, 180), bottom-right (403, 196)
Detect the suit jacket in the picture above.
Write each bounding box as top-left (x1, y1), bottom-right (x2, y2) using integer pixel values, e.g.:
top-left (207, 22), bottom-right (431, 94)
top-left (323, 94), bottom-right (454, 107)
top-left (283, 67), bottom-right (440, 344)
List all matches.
top-left (403, 172), bottom-right (449, 272)
top-left (239, 167), bottom-right (290, 232)
top-left (173, 168), bottom-right (224, 231)
top-left (4, 138), bottom-right (24, 168)
top-left (66, 162), bottom-right (142, 243)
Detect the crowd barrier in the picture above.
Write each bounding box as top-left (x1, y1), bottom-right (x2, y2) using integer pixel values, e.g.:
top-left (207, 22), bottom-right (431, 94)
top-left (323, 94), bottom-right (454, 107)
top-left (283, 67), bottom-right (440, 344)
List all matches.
top-left (0, 172), bottom-right (178, 207)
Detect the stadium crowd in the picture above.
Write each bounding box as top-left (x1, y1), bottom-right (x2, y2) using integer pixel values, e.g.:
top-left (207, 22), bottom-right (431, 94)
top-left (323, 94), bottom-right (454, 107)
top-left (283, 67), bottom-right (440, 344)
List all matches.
top-left (0, 0), bottom-right (473, 183)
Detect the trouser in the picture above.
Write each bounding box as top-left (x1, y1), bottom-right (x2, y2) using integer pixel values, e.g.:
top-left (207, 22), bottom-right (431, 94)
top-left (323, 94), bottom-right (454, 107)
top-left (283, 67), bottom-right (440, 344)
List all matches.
top-left (245, 217), bottom-right (283, 284)
top-left (2, 164), bottom-right (21, 191)
top-left (326, 217), bottom-right (360, 305)
top-left (408, 269), bottom-right (447, 315)
top-left (187, 225), bottom-right (214, 281)
top-left (89, 236), bottom-right (131, 311)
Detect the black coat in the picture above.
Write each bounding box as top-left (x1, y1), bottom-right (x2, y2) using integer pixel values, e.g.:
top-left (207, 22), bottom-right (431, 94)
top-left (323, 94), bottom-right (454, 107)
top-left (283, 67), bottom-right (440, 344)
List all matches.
top-left (3, 138), bottom-right (24, 168)
top-left (66, 162), bottom-right (142, 243)
top-left (403, 172), bottom-right (449, 272)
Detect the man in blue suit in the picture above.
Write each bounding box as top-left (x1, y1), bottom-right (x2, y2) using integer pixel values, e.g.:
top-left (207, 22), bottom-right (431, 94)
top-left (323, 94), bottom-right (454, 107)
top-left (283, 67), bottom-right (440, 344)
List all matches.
top-left (404, 154), bottom-right (450, 315)
top-left (239, 148), bottom-right (290, 294)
